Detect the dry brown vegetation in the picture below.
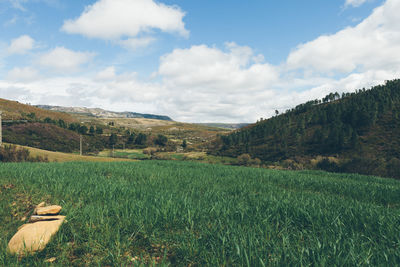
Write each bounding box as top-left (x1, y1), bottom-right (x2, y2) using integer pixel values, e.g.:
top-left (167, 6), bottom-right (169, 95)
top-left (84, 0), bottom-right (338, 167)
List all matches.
top-left (0, 98), bottom-right (77, 123)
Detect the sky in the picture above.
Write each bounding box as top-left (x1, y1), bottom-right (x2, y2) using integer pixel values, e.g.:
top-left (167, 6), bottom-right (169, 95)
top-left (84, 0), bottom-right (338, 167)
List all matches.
top-left (0, 0), bottom-right (399, 123)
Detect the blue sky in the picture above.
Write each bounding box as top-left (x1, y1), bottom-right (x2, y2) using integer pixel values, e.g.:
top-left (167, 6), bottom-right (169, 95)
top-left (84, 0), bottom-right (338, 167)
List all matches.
top-left (0, 0), bottom-right (398, 122)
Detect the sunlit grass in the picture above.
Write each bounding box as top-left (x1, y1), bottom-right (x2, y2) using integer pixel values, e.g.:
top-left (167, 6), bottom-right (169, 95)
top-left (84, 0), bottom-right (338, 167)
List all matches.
top-left (8, 144), bottom-right (133, 163)
top-left (0, 161), bottom-right (399, 266)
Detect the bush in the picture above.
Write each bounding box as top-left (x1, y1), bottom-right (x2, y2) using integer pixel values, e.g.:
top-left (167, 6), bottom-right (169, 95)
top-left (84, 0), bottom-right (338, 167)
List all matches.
top-left (340, 156), bottom-right (386, 176)
top-left (281, 159), bottom-right (304, 170)
top-left (316, 158), bottom-right (340, 172)
top-left (143, 147), bottom-right (157, 156)
top-left (0, 145), bottom-right (48, 162)
top-left (237, 154), bottom-right (251, 166)
top-left (252, 158), bottom-right (262, 167)
top-left (155, 134), bottom-right (168, 147)
top-left (387, 158), bottom-right (400, 179)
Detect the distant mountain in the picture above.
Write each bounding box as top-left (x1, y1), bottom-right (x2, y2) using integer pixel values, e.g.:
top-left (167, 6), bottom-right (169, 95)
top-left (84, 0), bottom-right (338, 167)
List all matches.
top-left (195, 123), bottom-right (249, 130)
top-left (35, 105), bottom-right (173, 121)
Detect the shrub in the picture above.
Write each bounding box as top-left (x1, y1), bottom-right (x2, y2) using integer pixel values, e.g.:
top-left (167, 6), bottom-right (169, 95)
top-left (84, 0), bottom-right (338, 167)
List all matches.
top-left (340, 156), bottom-right (385, 176)
top-left (143, 147), bottom-right (157, 156)
top-left (0, 145), bottom-right (48, 162)
top-left (316, 158), bottom-right (340, 172)
top-left (155, 134), bottom-right (168, 147)
top-left (252, 158), bottom-right (262, 167)
top-left (237, 154), bottom-right (251, 166)
top-left (387, 158), bottom-right (400, 179)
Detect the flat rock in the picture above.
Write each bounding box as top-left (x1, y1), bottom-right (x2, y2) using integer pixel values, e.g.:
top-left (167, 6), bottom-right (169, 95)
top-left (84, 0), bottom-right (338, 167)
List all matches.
top-left (29, 215), bottom-right (65, 223)
top-left (7, 216), bottom-right (65, 255)
top-left (33, 202), bottom-right (46, 215)
top-left (35, 205), bottom-right (62, 215)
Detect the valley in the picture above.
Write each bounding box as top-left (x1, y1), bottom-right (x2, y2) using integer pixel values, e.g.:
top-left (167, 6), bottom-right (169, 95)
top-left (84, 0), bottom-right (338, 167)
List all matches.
top-left (1, 80), bottom-right (400, 266)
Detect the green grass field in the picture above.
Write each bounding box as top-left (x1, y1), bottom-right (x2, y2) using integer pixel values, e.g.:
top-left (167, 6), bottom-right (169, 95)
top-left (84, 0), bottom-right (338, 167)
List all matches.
top-left (1, 161), bottom-right (399, 266)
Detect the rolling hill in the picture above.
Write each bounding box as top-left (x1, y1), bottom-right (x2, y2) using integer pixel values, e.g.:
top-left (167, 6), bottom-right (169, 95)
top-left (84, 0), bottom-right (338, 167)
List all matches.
top-left (0, 98), bottom-right (77, 123)
top-left (212, 79), bottom-right (400, 178)
top-left (1, 98), bottom-right (229, 154)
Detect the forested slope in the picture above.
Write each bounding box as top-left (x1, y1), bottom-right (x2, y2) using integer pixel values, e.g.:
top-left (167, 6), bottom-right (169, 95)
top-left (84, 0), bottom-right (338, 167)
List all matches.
top-left (212, 79), bottom-right (400, 178)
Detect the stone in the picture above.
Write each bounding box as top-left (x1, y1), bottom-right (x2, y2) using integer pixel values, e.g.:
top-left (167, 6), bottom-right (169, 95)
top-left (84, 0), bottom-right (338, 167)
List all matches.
top-left (33, 202), bottom-right (46, 215)
top-left (44, 257), bottom-right (57, 263)
top-left (29, 215), bottom-right (65, 223)
top-left (35, 205), bottom-right (62, 215)
top-left (7, 216), bottom-right (65, 255)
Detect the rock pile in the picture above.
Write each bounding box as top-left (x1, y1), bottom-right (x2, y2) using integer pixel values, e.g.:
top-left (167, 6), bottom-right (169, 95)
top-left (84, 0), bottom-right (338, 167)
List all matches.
top-left (7, 202), bottom-right (65, 255)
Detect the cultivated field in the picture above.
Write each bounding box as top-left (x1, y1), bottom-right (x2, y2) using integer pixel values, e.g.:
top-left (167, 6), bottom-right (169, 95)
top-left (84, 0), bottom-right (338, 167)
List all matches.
top-left (1, 161), bottom-right (399, 266)
top-left (10, 144), bottom-right (134, 163)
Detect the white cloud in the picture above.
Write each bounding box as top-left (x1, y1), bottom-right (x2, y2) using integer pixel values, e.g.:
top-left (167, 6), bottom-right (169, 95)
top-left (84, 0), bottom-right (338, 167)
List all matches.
top-left (2, 0), bottom-right (400, 123)
top-left (4, 0), bottom-right (62, 11)
top-left (155, 43), bottom-right (280, 121)
top-left (119, 37), bottom-right (156, 51)
top-left (287, 0), bottom-right (400, 74)
top-left (8, 0), bottom-right (28, 11)
top-left (62, 0), bottom-right (188, 42)
top-left (8, 35), bottom-right (35, 55)
top-left (3, 15), bottom-right (18, 27)
top-left (38, 47), bottom-right (94, 72)
top-left (95, 66), bottom-right (116, 81)
top-left (6, 67), bottom-right (39, 81)
top-left (159, 43), bottom-right (278, 92)
top-left (345, 0), bottom-right (368, 8)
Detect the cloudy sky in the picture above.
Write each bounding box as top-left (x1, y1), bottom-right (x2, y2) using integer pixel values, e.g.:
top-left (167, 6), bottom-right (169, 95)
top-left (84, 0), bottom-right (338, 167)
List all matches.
top-left (0, 0), bottom-right (399, 122)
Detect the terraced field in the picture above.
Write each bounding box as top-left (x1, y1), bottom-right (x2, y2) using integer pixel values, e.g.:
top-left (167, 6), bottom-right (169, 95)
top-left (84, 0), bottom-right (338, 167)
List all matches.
top-left (0, 161), bottom-right (399, 266)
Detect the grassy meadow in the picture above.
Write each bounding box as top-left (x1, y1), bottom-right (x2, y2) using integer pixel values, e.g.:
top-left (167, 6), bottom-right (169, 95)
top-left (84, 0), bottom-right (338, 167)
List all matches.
top-left (9, 144), bottom-right (134, 163)
top-left (0, 161), bottom-right (399, 266)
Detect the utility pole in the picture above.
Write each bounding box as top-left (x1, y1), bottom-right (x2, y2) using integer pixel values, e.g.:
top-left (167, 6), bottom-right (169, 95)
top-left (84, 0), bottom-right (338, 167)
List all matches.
top-left (80, 135), bottom-right (82, 156)
top-left (0, 111), bottom-right (2, 147)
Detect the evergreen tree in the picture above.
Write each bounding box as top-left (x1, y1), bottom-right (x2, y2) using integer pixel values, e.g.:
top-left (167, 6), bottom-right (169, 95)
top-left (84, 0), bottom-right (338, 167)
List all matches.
top-left (109, 133), bottom-right (117, 147)
top-left (95, 127), bottom-right (103, 135)
top-left (155, 134), bottom-right (168, 146)
top-left (128, 133), bottom-right (136, 144)
top-left (135, 133), bottom-right (147, 146)
top-left (78, 125), bottom-right (88, 135)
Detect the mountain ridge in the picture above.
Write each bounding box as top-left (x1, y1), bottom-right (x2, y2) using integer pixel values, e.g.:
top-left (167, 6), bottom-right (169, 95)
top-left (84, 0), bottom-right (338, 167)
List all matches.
top-left (36, 105), bottom-right (173, 121)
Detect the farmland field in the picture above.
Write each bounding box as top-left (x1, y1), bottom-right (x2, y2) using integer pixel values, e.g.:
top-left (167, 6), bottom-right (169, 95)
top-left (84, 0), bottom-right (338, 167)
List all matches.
top-left (0, 161), bottom-right (399, 266)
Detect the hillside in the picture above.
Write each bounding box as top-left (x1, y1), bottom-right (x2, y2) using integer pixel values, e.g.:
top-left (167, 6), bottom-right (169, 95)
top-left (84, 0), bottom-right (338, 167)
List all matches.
top-left (0, 98), bottom-right (77, 123)
top-left (36, 105), bottom-right (173, 121)
top-left (212, 79), bottom-right (400, 178)
top-left (1, 98), bottom-right (229, 154)
top-left (2, 123), bottom-right (107, 153)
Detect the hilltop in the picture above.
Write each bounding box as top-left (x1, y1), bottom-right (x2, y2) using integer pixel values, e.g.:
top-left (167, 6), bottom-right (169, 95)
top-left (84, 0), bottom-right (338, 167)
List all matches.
top-left (36, 105), bottom-right (173, 121)
top-left (212, 79), bottom-right (400, 178)
top-left (0, 98), bottom-right (77, 123)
